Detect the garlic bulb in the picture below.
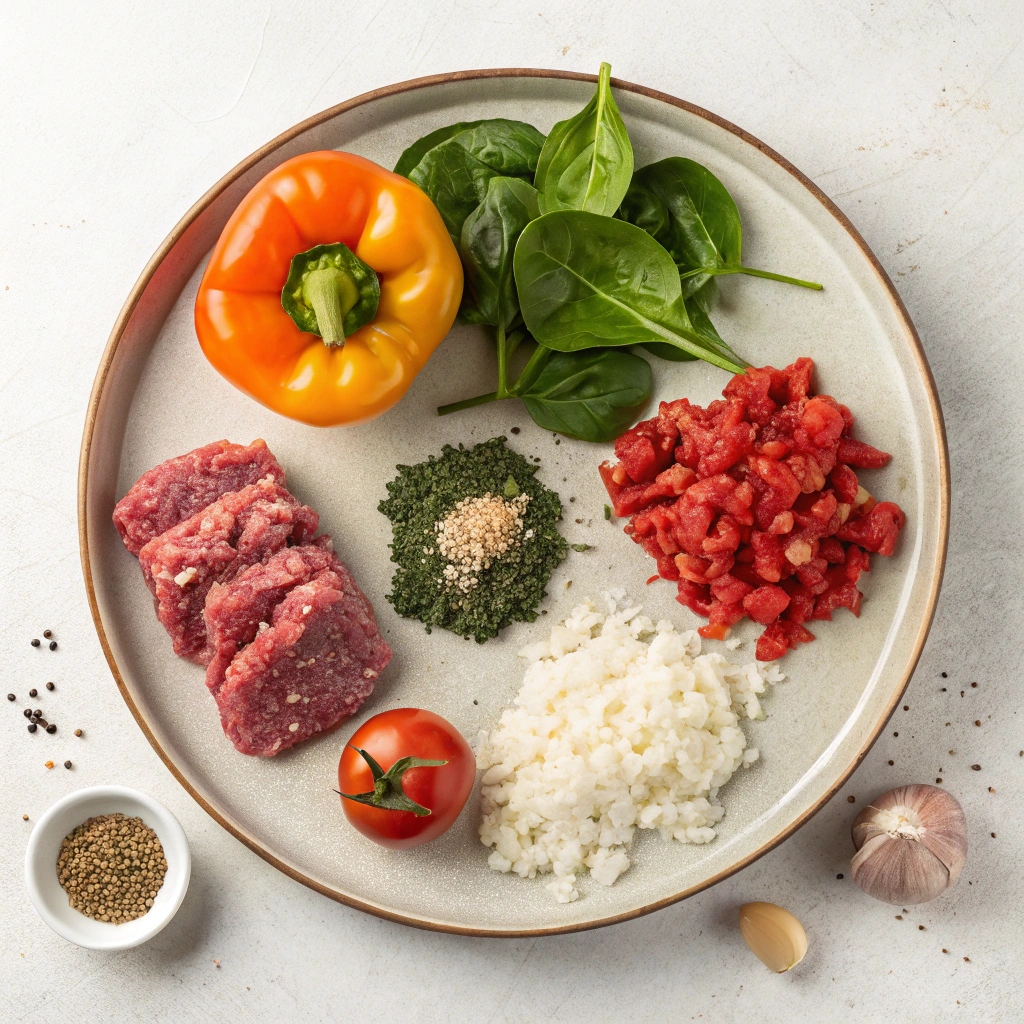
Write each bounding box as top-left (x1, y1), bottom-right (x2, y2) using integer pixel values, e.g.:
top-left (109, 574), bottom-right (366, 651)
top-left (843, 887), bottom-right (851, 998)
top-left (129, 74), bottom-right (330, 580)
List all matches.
top-left (851, 784), bottom-right (967, 905)
top-left (738, 902), bottom-right (808, 973)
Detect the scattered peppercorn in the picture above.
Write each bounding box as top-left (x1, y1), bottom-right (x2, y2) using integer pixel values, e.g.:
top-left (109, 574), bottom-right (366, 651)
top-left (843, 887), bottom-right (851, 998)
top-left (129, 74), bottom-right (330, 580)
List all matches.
top-left (964, 957), bottom-right (970, 963)
top-left (57, 813), bottom-right (167, 924)
top-left (888, 760), bottom-right (894, 766)
top-left (971, 764), bottom-right (981, 771)
top-left (28, 688), bottom-right (37, 698)
top-left (30, 639), bottom-right (40, 647)
top-left (46, 724), bottom-right (56, 734)
top-left (510, 427), bottom-right (520, 434)
top-left (49, 641), bottom-right (57, 651)
top-left (847, 795), bottom-right (855, 803)
top-left (23, 709), bottom-right (32, 719)
top-left (74, 729), bottom-right (83, 737)
top-left (991, 832), bottom-right (996, 838)
top-left (43, 630), bottom-right (52, 639)
top-left (970, 681), bottom-right (977, 688)
top-left (46, 682), bottom-right (54, 692)
top-left (895, 914), bottom-right (903, 920)
top-left (64, 760), bottom-right (72, 769)
top-left (903, 705), bottom-right (909, 711)
top-left (22, 814), bottom-right (29, 821)
top-left (941, 672), bottom-right (947, 678)
top-left (936, 778), bottom-right (942, 783)
top-left (6, 693), bottom-right (14, 702)
top-left (942, 948), bottom-right (948, 954)
top-left (988, 787), bottom-right (995, 793)
top-left (836, 873), bottom-right (844, 879)
top-left (919, 925), bottom-right (925, 931)
top-left (32, 709), bottom-right (42, 718)
top-left (27, 723), bottom-right (37, 733)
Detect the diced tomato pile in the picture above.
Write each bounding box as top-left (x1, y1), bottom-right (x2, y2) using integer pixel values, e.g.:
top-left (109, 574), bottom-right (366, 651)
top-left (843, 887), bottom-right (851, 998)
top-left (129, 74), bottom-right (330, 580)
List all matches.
top-left (599, 358), bottom-right (906, 661)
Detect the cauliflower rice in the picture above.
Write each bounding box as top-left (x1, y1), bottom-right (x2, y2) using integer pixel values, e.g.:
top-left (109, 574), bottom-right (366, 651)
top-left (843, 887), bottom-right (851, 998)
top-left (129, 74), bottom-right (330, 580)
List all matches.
top-left (476, 593), bottom-right (783, 902)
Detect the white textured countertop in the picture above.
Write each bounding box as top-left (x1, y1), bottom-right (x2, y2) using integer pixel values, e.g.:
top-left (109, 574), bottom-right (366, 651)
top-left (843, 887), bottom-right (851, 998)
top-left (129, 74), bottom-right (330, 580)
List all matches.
top-left (1, 2), bottom-right (1021, 1020)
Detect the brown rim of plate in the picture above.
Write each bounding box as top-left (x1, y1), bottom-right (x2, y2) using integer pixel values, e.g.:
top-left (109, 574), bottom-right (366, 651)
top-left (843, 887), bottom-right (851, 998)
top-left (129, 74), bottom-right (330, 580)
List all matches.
top-left (78, 67), bottom-right (950, 937)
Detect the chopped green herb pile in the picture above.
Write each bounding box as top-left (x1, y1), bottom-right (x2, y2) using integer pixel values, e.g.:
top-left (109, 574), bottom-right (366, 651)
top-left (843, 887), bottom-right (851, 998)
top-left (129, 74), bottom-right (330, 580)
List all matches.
top-left (379, 437), bottom-right (568, 642)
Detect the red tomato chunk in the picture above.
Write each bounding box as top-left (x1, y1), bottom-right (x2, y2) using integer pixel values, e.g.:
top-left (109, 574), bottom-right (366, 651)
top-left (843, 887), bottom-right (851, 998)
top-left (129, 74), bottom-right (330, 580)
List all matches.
top-left (600, 358), bottom-right (906, 660)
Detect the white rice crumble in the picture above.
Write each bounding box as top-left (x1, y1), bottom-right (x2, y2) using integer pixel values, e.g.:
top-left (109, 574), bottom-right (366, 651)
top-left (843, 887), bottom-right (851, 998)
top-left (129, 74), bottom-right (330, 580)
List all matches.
top-left (476, 592), bottom-right (783, 903)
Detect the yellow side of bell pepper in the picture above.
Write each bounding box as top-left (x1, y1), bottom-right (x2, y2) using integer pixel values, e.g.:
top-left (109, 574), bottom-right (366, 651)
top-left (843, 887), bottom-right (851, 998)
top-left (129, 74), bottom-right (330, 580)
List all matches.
top-left (195, 151), bottom-right (463, 427)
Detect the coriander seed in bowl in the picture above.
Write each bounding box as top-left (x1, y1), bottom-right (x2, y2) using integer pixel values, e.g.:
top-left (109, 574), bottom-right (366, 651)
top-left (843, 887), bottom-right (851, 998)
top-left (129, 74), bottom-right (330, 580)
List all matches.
top-left (57, 812), bottom-right (168, 924)
top-left (25, 786), bottom-right (190, 950)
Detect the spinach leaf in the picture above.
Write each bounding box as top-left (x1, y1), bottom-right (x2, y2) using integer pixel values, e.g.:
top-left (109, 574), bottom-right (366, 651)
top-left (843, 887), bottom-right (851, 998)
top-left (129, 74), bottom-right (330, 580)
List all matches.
top-left (398, 119), bottom-right (546, 243)
top-left (394, 121), bottom-right (483, 177)
top-left (513, 210), bottom-right (746, 373)
top-left (516, 347), bottom-right (652, 442)
top-left (534, 62), bottom-right (633, 218)
top-left (619, 157), bottom-right (822, 291)
top-left (459, 176), bottom-right (540, 331)
top-left (642, 296), bottom-right (728, 363)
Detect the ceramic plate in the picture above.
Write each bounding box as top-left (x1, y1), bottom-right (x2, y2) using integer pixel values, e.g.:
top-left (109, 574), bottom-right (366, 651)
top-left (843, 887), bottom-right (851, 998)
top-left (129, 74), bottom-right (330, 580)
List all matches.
top-left (79, 70), bottom-right (948, 935)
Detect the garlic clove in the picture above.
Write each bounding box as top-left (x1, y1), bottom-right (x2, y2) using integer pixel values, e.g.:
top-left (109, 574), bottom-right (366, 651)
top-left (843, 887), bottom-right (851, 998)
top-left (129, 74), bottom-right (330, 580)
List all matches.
top-left (738, 902), bottom-right (808, 973)
top-left (850, 784), bottom-right (967, 905)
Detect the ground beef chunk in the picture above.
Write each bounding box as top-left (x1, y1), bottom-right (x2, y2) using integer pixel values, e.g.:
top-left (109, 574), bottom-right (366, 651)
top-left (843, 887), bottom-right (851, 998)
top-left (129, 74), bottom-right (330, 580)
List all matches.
top-left (215, 572), bottom-right (391, 756)
top-left (113, 440), bottom-right (283, 555)
top-left (138, 479), bottom-right (318, 663)
top-left (203, 543), bottom-right (340, 694)
top-left (600, 358), bottom-right (906, 660)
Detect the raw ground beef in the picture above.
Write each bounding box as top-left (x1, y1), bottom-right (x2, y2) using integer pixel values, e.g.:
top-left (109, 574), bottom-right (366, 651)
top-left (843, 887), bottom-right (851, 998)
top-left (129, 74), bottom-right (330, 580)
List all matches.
top-left (215, 571), bottom-right (392, 756)
top-left (203, 542), bottom-right (339, 694)
top-left (113, 439), bottom-right (284, 555)
top-left (600, 357), bottom-right (906, 660)
top-left (138, 479), bottom-right (319, 663)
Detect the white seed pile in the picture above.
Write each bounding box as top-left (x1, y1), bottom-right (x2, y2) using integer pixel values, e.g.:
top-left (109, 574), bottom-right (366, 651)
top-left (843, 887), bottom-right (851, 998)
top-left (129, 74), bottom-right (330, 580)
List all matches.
top-left (433, 492), bottom-right (530, 594)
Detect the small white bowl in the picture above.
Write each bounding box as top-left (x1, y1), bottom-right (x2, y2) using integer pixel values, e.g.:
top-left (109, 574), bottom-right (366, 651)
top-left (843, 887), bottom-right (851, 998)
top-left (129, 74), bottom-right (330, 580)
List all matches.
top-left (24, 786), bottom-right (191, 950)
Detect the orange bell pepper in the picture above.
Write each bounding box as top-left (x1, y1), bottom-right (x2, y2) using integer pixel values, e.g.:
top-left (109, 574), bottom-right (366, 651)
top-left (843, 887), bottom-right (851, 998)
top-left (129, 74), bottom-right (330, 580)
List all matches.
top-left (195, 151), bottom-right (463, 427)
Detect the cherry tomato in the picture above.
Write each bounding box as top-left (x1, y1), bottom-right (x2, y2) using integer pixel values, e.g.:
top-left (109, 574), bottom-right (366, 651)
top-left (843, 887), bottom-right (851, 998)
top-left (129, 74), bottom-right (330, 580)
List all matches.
top-left (338, 708), bottom-right (475, 849)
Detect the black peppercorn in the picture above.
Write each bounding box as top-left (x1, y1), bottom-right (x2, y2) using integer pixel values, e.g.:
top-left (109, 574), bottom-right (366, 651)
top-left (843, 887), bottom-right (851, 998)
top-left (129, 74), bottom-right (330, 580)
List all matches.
top-left (28, 688), bottom-right (37, 698)
top-left (74, 729), bottom-right (82, 737)
top-left (48, 641), bottom-right (57, 651)
top-left (46, 682), bottom-right (55, 691)
top-left (64, 760), bottom-right (72, 769)
top-left (45, 724), bottom-right (57, 734)
top-left (43, 630), bottom-right (52, 639)
top-left (23, 708), bottom-right (32, 718)
top-left (32, 709), bottom-right (42, 718)
top-left (6, 693), bottom-right (14, 702)
top-left (30, 639), bottom-right (40, 647)
top-left (27, 723), bottom-right (37, 733)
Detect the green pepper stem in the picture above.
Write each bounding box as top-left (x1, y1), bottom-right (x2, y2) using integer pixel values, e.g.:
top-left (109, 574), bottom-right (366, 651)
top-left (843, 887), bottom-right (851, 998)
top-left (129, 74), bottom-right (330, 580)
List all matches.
top-left (303, 267), bottom-right (359, 347)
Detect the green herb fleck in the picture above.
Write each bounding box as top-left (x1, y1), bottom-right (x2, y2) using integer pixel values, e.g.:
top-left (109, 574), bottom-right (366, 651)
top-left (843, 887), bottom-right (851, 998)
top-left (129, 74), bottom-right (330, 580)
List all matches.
top-left (604, 504), bottom-right (612, 520)
top-left (379, 437), bottom-right (568, 642)
top-left (571, 543), bottom-right (592, 552)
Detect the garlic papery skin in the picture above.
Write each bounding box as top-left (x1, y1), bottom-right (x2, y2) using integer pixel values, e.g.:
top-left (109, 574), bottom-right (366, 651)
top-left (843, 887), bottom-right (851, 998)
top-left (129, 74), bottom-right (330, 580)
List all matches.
top-left (738, 902), bottom-right (808, 973)
top-left (851, 784), bottom-right (967, 905)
